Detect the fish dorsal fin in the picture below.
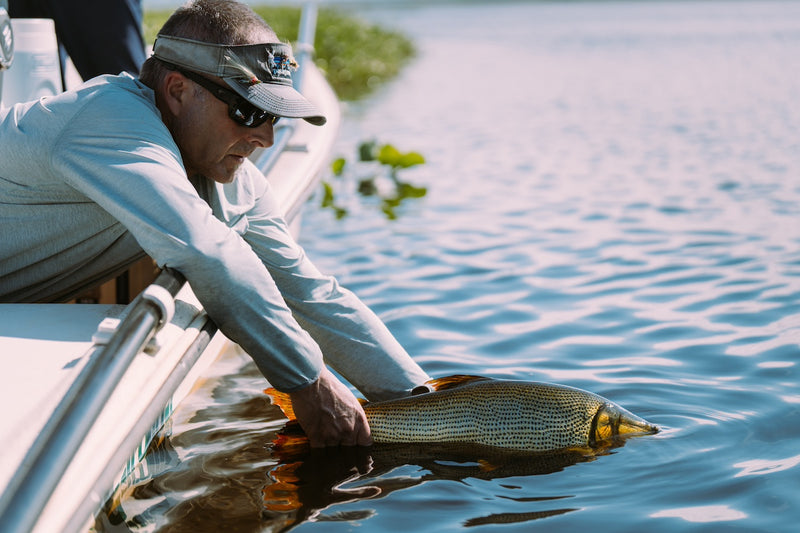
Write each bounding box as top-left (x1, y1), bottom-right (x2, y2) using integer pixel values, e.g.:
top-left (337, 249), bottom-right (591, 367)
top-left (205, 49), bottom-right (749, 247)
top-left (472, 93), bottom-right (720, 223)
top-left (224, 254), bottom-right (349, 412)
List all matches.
top-left (425, 374), bottom-right (493, 392)
top-left (264, 387), bottom-right (296, 421)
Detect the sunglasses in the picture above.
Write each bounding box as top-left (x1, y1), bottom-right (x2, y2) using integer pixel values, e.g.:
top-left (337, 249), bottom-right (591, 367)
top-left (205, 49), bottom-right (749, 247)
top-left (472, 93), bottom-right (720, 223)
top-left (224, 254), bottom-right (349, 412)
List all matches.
top-left (176, 68), bottom-right (280, 128)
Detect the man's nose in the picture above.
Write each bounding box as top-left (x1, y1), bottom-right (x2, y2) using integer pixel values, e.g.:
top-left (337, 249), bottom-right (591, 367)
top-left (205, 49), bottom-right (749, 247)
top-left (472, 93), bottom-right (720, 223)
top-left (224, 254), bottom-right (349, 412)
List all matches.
top-left (246, 122), bottom-right (275, 148)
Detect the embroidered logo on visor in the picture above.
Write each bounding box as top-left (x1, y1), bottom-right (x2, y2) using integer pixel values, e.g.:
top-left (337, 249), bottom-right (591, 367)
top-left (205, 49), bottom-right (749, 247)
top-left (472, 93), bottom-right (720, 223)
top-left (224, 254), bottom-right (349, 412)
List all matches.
top-left (255, 49), bottom-right (297, 84)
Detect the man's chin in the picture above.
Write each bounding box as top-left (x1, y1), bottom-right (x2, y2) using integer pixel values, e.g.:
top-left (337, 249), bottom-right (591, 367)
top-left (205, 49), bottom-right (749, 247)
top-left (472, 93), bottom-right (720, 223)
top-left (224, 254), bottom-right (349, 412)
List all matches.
top-left (208, 160), bottom-right (242, 183)
top-left (213, 173), bottom-right (237, 184)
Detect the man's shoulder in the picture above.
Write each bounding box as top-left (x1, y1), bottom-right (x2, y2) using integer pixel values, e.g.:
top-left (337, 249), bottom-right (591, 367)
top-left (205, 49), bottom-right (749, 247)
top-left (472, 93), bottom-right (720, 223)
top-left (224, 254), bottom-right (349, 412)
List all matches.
top-left (66, 73), bottom-right (157, 117)
top-left (51, 74), bottom-right (172, 148)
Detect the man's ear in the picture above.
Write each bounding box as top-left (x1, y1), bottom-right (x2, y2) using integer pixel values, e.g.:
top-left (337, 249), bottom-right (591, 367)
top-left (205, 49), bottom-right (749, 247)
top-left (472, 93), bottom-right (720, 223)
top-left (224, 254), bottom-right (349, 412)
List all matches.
top-left (160, 71), bottom-right (192, 118)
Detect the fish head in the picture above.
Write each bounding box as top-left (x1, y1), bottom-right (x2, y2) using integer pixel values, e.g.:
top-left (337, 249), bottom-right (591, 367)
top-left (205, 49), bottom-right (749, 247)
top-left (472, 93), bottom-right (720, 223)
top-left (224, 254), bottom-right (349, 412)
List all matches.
top-left (590, 403), bottom-right (658, 446)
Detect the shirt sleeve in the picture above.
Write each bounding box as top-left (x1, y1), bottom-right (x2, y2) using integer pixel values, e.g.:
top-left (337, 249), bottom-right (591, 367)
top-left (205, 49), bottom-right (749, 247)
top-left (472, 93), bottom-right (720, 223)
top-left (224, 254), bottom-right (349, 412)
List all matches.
top-left (225, 162), bottom-right (430, 401)
top-left (52, 90), bottom-right (323, 392)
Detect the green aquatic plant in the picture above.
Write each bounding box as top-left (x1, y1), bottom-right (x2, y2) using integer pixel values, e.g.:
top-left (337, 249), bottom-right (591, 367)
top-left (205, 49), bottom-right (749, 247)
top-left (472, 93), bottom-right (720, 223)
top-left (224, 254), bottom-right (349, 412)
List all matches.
top-left (322, 141), bottom-right (427, 220)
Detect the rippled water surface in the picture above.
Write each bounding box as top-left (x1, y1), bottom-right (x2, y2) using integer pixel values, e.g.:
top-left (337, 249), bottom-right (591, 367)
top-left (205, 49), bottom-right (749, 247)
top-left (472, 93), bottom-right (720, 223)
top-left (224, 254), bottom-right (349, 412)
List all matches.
top-left (104, 2), bottom-right (800, 531)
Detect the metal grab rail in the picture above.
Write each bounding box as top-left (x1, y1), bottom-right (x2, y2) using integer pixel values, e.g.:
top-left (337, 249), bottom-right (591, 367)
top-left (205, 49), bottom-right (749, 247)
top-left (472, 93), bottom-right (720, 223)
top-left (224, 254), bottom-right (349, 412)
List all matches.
top-left (66, 313), bottom-right (219, 531)
top-left (294, 1), bottom-right (318, 95)
top-left (252, 2), bottom-right (318, 175)
top-left (0, 269), bottom-right (186, 533)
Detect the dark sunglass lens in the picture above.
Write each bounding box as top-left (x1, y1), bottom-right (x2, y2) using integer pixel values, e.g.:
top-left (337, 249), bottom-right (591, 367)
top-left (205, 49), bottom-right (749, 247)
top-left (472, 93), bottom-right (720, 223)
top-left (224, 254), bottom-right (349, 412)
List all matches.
top-left (230, 105), bottom-right (253, 126)
top-left (178, 68), bottom-right (281, 128)
top-left (230, 102), bottom-right (279, 128)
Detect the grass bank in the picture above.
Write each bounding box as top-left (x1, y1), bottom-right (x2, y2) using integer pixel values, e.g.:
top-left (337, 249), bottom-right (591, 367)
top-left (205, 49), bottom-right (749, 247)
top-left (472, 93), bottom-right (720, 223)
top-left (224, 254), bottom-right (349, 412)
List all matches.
top-left (143, 6), bottom-right (415, 101)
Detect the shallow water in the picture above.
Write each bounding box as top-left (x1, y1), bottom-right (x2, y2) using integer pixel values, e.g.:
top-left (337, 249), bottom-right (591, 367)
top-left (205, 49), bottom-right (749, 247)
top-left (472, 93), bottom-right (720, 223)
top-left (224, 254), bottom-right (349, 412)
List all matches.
top-left (103, 1), bottom-right (800, 531)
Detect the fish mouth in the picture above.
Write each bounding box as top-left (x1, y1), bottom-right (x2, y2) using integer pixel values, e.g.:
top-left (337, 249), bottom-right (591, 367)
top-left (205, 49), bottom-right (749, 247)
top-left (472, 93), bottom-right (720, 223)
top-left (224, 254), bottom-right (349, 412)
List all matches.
top-left (590, 403), bottom-right (659, 445)
top-left (617, 413), bottom-right (659, 436)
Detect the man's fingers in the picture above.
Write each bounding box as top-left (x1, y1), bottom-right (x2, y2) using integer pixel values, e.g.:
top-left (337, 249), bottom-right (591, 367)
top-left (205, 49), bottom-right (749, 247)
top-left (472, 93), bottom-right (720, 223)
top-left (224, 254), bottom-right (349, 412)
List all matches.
top-left (355, 413), bottom-right (373, 447)
top-left (305, 414), bottom-right (371, 448)
top-left (356, 428), bottom-right (373, 447)
top-left (289, 368), bottom-right (374, 448)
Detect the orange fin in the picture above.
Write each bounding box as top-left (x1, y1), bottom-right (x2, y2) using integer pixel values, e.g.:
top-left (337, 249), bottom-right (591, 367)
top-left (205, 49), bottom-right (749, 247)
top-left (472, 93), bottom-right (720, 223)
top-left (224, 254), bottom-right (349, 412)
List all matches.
top-left (478, 459), bottom-right (500, 473)
top-left (264, 388), bottom-right (311, 458)
top-left (272, 423), bottom-right (311, 459)
top-left (264, 387), bottom-right (296, 421)
top-left (263, 462), bottom-right (304, 511)
top-left (425, 374), bottom-right (493, 392)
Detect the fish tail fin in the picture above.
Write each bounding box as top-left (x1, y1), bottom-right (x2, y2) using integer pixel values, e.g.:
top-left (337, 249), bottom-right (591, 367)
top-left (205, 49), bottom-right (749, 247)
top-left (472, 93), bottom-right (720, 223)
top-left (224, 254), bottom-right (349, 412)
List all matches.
top-left (425, 374), bottom-right (493, 392)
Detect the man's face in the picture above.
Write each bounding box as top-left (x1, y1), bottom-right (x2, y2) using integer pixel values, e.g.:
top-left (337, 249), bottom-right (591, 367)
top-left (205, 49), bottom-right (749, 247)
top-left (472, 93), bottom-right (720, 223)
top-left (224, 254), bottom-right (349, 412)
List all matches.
top-left (170, 76), bottom-right (275, 184)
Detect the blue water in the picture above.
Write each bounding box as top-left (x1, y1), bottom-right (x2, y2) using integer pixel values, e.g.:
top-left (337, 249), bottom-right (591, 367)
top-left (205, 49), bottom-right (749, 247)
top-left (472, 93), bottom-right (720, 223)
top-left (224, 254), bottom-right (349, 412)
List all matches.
top-left (105, 1), bottom-right (800, 531)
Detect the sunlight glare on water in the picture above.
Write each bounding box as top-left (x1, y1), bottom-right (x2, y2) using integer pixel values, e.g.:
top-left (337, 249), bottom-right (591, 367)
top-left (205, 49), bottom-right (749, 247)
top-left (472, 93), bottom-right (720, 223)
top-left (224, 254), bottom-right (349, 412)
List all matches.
top-left (103, 2), bottom-right (800, 532)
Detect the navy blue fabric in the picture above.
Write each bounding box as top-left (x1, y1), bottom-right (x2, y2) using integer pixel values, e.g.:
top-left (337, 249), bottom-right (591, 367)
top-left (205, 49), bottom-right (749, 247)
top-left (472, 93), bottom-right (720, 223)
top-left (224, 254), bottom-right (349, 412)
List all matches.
top-left (8, 0), bottom-right (145, 81)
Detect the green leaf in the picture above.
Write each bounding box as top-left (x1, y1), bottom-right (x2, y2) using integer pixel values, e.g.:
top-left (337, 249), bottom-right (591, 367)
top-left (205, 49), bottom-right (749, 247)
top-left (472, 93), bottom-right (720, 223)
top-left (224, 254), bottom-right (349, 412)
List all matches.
top-left (321, 181), bottom-right (335, 208)
top-left (358, 178), bottom-right (378, 196)
top-left (358, 140), bottom-right (377, 162)
top-left (398, 151), bottom-right (425, 169)
top-left (397, 182), bottom-right (427, 198)
top-left (381, 203), bottom-right (398, 220)
top-left (331, 157), bottom-right (347, 176)
top-left (377, 144), bottom-right (402, 167)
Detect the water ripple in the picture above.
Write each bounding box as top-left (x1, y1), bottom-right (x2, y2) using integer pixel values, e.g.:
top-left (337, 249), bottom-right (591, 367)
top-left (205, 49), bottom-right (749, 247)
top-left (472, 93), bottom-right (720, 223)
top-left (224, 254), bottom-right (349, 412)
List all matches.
top-left (111, 2), bottom-right (800, 531)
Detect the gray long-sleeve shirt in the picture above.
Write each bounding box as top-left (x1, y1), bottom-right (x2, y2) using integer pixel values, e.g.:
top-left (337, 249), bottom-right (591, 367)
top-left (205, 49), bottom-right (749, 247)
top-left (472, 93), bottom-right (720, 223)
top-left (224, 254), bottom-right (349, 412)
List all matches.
top-left (0, 73), bottom-right (428, 398)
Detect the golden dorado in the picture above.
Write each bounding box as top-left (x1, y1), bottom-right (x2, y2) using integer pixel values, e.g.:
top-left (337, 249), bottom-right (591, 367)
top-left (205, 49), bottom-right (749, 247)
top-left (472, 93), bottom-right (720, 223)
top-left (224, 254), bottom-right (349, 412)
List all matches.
top-left (265, 375), bottom-right (658, 453)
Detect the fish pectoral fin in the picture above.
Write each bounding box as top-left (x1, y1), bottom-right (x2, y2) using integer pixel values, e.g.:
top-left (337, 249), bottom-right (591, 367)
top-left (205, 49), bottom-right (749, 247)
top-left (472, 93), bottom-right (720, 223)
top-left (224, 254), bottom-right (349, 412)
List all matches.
top-left (477, 459), bottom-right (500, 473)
top-left (264, 387), bottom-right (297, 421)
top-left (264, 388), bottom-right (312, 459)
top-left (425, 374), bottom-right (494, 392)
top-left (272, 424), bottom-right (311, 460)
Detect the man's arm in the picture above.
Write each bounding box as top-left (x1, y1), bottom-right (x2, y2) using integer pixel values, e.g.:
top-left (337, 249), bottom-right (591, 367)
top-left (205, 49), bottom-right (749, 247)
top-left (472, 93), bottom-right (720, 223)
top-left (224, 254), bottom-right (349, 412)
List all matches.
top-left (53, 93), bottom-right (326, 393)
top-left (220, 164), bottom-right (431, 402)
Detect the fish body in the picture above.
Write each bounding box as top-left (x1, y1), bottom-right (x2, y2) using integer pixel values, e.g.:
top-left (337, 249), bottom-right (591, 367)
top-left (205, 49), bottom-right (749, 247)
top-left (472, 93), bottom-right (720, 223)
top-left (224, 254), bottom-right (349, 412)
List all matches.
top-left (266, 375), bottom-right (658, 453)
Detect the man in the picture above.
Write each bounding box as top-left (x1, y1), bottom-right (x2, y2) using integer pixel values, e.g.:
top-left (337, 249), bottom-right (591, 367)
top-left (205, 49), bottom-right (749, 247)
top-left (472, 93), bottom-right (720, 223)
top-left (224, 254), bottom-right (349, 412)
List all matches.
top-left (0, 0), bottom-right (430, 447)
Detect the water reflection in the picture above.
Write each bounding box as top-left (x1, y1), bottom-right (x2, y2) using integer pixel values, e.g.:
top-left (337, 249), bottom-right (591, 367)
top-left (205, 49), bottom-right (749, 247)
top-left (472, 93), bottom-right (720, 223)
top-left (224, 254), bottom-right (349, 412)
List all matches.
top-left (98, 428), bottom-right (634, 532)
top-left (98, 1), bottom-right (800, 530)
top-left (261, 441), bottom-right (625, 531)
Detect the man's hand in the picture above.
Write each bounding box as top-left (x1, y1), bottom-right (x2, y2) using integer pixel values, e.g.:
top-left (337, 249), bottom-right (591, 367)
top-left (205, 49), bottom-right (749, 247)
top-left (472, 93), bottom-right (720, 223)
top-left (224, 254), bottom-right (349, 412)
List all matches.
top-left (289, 367), bottom-right (373, 448)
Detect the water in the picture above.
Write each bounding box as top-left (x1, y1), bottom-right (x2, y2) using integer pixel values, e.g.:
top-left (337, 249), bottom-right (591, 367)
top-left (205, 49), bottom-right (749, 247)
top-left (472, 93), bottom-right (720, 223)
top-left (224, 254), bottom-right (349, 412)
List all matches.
top-left (103, 1), bottom-right (800, 531)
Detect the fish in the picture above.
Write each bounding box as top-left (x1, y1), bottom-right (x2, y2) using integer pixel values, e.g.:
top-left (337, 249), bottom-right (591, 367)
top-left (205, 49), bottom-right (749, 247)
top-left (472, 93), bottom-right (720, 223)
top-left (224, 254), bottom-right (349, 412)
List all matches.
top-left (265, 374), bottom-right (658, 453)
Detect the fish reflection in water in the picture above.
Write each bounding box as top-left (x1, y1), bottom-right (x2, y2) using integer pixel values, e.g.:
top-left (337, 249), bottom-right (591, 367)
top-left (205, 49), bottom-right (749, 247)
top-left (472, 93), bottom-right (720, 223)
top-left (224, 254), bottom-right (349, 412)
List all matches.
top-left (97, 375), bottom-right (657, 531)
top-left (262, 440), bottom-right (625, 530)
top-left (99, 432), bottom-right (631, 532)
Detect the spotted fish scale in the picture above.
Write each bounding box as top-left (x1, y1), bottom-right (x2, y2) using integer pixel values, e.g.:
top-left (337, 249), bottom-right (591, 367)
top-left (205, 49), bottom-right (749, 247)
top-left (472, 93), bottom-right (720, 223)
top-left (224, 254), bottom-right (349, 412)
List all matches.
top-left (265, 375), bottom-right (658, 453)
top-left (365, 380), bottom-right (606, 451)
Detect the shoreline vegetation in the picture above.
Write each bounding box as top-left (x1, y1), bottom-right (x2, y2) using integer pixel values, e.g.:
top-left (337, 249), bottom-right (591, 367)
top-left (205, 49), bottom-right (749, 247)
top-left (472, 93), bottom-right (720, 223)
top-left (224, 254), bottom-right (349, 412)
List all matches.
top-left (143, 5), bottom-right (416, 101)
